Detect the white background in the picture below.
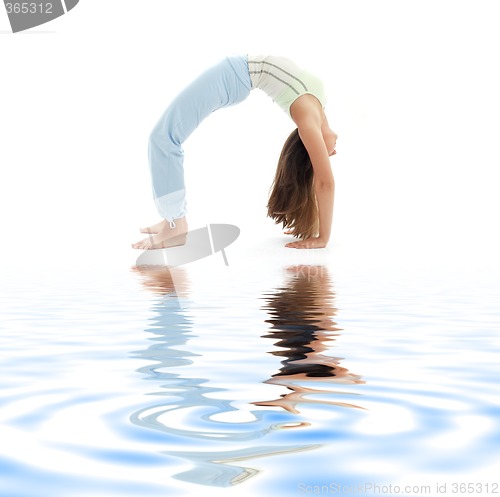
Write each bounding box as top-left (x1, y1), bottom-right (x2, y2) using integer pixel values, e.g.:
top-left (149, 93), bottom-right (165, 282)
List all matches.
top-left (1, 5), bottom-right (499, 496)
top-left (1, 0), bottom-right (499, 274)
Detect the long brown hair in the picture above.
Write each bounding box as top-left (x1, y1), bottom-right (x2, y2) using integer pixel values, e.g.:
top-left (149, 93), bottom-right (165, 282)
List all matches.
top-left (267, 129), bottom-right (319, 239)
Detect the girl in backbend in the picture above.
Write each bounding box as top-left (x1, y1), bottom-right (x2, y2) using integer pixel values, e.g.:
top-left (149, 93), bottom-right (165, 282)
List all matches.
top-left (132, 54), bottom-right (337, 251)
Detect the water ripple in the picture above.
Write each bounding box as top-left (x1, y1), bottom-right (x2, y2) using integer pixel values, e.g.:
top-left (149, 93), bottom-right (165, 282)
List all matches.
top-left (1, 263), bottom-right (499, 495)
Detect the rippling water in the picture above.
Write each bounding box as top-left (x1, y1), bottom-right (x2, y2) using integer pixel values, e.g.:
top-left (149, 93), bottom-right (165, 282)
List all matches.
top-left (1, 252), bottom-right (499, 497)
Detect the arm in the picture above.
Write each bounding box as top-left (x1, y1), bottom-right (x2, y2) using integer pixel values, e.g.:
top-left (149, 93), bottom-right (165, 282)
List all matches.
top-left (286, 121), bottom-right (335, 249)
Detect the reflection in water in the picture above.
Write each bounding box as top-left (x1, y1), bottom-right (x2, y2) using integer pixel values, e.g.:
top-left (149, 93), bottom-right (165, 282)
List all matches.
top-left (130, 266), bottom-right (319, 487)
top-left (130, 264), bottom-right (362, 488)
top-left (130, 265), bottom-right (189, 297)
top-left (255, 266), bottom-right (364, 414)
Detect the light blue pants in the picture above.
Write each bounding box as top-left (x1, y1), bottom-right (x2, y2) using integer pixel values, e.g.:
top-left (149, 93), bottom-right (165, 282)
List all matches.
top-left (148, 55), bottom-right (252, 222)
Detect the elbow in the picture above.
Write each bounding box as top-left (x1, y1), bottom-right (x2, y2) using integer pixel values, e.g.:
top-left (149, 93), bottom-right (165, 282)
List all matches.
top-left (315, 178), bottom-right (335, 192)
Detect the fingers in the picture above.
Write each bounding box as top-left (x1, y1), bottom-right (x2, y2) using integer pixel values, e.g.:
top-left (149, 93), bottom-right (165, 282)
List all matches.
top-left (285, 241), bottom-right (308, 249)
top-left (285, 238), bottom-right (327, 249)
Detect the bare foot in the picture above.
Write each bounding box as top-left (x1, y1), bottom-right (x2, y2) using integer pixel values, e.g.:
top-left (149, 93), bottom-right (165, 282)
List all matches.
top-left (140, 220), bottom-right (165, 234)
top-left (132, 217), bottom-right (188, 250)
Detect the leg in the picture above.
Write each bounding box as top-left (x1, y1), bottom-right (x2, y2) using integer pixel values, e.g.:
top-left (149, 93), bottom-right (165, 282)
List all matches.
top-left (134, 56), bottom-right (252, 249)
top-left (132, 126), bottom-right (189, 249)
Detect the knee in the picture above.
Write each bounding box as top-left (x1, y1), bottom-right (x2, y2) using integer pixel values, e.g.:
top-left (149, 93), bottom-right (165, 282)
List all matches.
top-left (149, 126), bottom-right (180, 155)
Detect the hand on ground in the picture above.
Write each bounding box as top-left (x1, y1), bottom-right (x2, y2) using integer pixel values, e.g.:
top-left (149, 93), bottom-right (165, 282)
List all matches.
top-left (285, 236), bottom-right (328, 249)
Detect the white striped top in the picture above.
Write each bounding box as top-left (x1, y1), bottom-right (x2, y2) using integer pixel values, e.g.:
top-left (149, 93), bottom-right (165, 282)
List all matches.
top-left (248, 55), bottom-right (327, 116)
